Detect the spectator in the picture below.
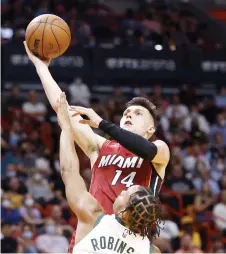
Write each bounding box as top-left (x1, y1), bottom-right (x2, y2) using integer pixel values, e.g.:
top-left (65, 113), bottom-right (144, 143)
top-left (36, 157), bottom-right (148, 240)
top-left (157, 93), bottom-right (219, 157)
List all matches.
top-left (209, 113), bottom-right (226, 147)
top-left (34, 148), bottom-right (52, 176)
top-left (1, 222), bottom-right (18, 253)
top-left (17, 224), bottom-right (38, 253)
top-left (8, 121), bottom-right (26, 148)
top-left (51, 205), bottom-right (66, 225)
top-left (35, 218), bottom-right (68, 253)
top-left (68, 77), bottom-right (91, 107)
top-left (19, 194), bottom-right (43, 225)
top-left (3, 176), bottom-right (28, 196)
top-left (193, 167), bottom-right (220, 196)
top-left (22, 90), bottom-right (47, 121)
top-left (165, 165), bottom-right (196, 207)
top-left (200, 97), bottom-right (220, 125)
top-left (166, 95), bottom-right (189, 130)
top-left (3, 87), bottom-right (25, 109)
top-left (176, 233), bottom-right (203, 253)
top-left (194, 182), bottom-right (217, 221)
top-left (48, 190), bottom-right (67, 206)
top-left (213, 190), bottom-right (226, 232)
top-left (27, 172), bottom-right (53, 200)
top-left (1, 198), bottom-right (22, 225)
top-left (184, 104), bottom-right (210, 134)
top-left (179, 216), bottom-right (202, 249)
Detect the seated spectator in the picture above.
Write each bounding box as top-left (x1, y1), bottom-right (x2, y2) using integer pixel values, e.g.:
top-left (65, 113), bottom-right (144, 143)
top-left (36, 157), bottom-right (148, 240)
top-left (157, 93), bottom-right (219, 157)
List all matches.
top-left (194, 167), bottom-right (220, 196)
top-left (194, 182), bottom-right (217, 221)
top-left (51, 205), bottom-right (66, 225)
top-left (176, 233), bottom-right (203, 253)
top-left (200, 97), bottom-right (220, 125)
top-left (166, 95), bottom-right (189, 130)
top-left (3, 87), bottom-right (25, 110)
top-left (35, 218), bottom-right (68, 253)
top-left (184, 104), bottom-right (210, 134)
top-left (48, 190), bottom-right (67, 206)
top-left (22, 90), bottom-right (47, 121)
top-left (179, 216), bottom-right (202, 249)
top-left (8, 121), bottom-right (26, 148)
top-left (165, 165), bottom-right (196, 207)
top-left (3, 176), bottom-right (28, 196)
top-left (17, 224), bottom-right (38, 253)
top-left (68, 77), bottom-right (91, 107)
top-left (27, 172), bottom-right (53, 201)
top-left (35, 148), bottom-right (51, 176)
top-left (4, 163), bottom-right (17, 178)
top-left (1, 198), bottom-right (22, 225)
top-left (213, 190), bottom-right (226, 233)
top-left (1, 222), bottom-right (18, 253)
top-left (209, 113), bottom-right (226, 147)
top-left (19, 194), bottom-right (43, 225)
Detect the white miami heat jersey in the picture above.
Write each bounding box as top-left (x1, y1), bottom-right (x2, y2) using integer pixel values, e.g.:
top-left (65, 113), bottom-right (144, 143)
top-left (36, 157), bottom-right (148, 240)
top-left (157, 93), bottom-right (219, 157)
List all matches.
top-left (73, 214), bottom-right (151, 254)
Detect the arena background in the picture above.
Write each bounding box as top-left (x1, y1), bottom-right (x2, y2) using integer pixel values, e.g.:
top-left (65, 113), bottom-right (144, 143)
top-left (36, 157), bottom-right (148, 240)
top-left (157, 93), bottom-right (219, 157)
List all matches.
top-left (1, 0), bottom-right (226, 253)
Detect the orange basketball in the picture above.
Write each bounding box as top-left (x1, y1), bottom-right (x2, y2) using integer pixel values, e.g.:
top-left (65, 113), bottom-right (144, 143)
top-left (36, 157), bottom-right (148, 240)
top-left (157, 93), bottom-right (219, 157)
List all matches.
top-left (25, 14), bottom-right (71, 60)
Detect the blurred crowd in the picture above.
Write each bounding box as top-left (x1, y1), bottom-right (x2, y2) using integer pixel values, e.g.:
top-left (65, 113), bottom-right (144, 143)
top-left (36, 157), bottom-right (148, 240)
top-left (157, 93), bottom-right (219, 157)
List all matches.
top-left (1, 0), bottom-right (223, 51)
top-left (1, 81), bottom-right (226, 253)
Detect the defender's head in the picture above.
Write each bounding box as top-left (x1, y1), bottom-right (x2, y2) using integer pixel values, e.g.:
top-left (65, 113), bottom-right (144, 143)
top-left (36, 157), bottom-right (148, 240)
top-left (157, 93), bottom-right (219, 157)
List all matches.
top-left (113, 185), bottom-right (162, 240)
top-left (120, 97), bottom-right (156, 139)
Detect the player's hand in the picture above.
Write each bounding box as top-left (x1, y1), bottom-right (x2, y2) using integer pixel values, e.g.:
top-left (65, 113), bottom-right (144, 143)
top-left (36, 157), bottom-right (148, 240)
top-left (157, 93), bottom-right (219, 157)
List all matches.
top-left (69, 106), bottom-right (103, 128)
top-left (23, 41), bottom-right (51, 67)
top-left (57, 92), bottom-right (71, 130)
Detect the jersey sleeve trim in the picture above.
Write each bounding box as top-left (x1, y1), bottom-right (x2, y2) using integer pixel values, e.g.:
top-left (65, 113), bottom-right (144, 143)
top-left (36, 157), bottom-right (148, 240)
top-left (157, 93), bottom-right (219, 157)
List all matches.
top-left (149, 164), bottom-right (163, 197)
top-left (94, 214), bottom-right (105, 227)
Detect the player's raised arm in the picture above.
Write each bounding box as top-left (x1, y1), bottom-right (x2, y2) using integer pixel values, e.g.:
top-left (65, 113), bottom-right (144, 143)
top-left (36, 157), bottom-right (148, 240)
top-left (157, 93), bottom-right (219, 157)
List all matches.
top-left (58, 93), bottom-right (103, 229)
top-left (23, 42), bottom-right (106, 160)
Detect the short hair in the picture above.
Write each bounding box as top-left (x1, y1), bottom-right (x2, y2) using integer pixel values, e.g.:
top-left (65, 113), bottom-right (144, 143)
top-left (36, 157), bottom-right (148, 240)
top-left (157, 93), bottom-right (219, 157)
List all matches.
top-left (120, 187), bottom-right (162, 241)
top-left (126, 97), bottom-right (157, 126)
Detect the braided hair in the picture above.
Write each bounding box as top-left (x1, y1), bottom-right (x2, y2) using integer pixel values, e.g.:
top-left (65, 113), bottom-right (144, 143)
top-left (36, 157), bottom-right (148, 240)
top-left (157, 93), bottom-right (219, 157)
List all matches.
top-left (119, 186), bottom-right (162, 241)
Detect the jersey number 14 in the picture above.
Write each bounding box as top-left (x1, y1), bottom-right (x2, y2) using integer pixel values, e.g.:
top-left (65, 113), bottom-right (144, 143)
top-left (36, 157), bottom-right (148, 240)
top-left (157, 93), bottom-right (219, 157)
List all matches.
top-left (111, 170), bottom-right (136, 187)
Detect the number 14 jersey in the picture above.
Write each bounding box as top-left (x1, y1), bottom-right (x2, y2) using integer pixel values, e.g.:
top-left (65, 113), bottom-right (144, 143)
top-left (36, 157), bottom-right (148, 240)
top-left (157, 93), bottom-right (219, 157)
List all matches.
top-left (90, 140), bottom-right (156, 214)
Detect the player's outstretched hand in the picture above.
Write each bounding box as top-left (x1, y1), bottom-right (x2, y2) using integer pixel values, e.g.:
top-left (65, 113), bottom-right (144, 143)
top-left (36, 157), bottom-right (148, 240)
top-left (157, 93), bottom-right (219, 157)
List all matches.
top-left (69, 106), bottom-right (103, 128)
top-left (57, 92), bottom-right (71, 130)
top-left (23, 41), bottom-right (51, 68)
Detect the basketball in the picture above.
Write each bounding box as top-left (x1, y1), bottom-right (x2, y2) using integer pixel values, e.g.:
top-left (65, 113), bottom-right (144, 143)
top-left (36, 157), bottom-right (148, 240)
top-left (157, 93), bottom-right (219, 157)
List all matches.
top-left (25, 14), bottom-right (71, 60)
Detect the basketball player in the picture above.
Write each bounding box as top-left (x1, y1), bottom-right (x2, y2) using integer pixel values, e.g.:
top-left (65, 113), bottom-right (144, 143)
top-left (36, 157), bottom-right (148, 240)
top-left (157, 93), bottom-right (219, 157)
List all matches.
top-left (58, 92), bottom-right (162, 253)
top-left (24, 41), bottom-right (170, 205)
top-left (24, 41), bottom-right (169, 249)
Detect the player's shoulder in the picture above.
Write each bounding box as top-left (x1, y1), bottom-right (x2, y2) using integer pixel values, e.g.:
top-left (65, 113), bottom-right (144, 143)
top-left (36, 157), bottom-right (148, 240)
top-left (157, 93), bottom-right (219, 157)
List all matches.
top-left (153, 140), bottom-right (170, 154)
top-left (152, 139), bottom-right (169, 149)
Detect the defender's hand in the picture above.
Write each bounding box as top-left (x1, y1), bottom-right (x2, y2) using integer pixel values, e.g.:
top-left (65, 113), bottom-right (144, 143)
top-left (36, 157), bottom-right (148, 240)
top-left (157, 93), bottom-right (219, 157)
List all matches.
top-left (57, 92), bottom-right (71, 130)
top-left (69, 106), bottom-right (103, 128)
top-left (23, 41), bottom-right (51, 67)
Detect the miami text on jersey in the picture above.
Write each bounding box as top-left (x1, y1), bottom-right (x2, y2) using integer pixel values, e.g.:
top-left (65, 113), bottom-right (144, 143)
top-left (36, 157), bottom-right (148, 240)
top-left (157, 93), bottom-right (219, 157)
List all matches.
top-left (98, 155), bottom-right (144, 169)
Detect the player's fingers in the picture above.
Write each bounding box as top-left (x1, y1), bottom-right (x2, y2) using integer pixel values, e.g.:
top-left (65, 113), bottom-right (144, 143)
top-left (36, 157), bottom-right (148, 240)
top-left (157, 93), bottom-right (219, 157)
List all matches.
top-left (71, 112), bottom-right (80, 117)
top-left (23, 41), bottom-right (30, 54)
top-left (72, 107), bottom-right (87, 115)
top-left (79, 119), bottom-right (91, 125)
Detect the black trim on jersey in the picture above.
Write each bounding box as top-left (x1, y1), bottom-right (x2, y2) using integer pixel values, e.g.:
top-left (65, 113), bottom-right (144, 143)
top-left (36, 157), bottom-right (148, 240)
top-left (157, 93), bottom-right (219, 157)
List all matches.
top-left (99, 120), bottom-right (158, 161)
top-left (149, 165), bottom-right (163, 198)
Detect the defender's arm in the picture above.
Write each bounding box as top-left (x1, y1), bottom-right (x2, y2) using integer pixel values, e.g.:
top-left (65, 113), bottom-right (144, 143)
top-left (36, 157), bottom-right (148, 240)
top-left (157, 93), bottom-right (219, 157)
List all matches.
top-left (60, 130), bottom-right (103, 222)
